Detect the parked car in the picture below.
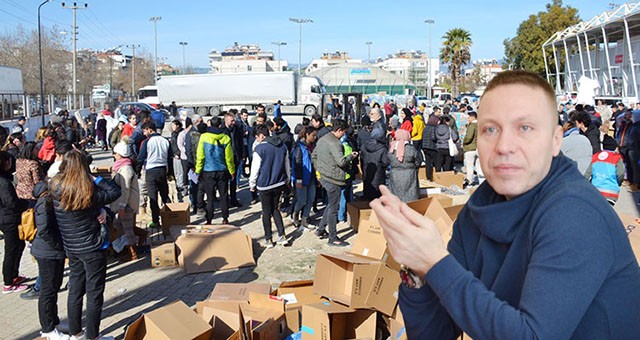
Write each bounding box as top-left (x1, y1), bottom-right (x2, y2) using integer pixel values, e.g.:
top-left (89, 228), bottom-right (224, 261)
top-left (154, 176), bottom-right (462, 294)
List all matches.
top-left (416, 96), bottom-right (430, 108)
top-left (120, 102), bottom-right (170, 119)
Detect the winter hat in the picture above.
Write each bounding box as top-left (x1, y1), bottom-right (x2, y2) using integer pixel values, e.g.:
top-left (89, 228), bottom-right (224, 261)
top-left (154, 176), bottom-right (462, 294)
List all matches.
top-left (602, 136), bottom-right (618, 151)
top-left (113, 142), bottom-right (130, 157)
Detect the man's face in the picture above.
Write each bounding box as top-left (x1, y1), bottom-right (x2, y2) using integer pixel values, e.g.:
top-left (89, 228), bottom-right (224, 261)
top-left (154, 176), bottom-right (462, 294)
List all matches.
top-left (256, 133), bottom-right (267, 143)
top-left (311, 119), bottom-right (321, 128)
top-left (477, 84), bottom-right (562, 200)
top-left (257, 107), bottom-right (265, 115)
top-left (143, 128), bottom-right (153, 137)
top-left (172, 122), bottom-right (179, 131)
top-left (105, 104), bottom-right (110, 110)
top-left (242, 112), bottom-right (249, 121)
top-left (225, 115), bottom-right (235, 127)
top-left (368, 110), bottom-right (380, 122)
top-left (18, 119), bottom-right (25, 126)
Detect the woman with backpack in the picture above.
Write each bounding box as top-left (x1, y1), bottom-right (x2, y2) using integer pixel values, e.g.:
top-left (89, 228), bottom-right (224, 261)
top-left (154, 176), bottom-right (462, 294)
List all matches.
top-left (50, 149), bottom-right (120, 340)
top-left (0, 151), bottom-right (29, 294)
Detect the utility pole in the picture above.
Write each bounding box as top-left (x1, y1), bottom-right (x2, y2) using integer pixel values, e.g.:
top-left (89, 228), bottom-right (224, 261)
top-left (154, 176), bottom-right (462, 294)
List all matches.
top-left (425, 19), bottom-right (435, 99)
top-left (179, 41), bottom-right (188, 74)
top-left (150, 16), bottom-right (162, 83)
top-left (62, 2), bottom-right (88, 110)
top-left (127, 44), bottom-right (140, 101)
top-left (365, 41), bottom-right (373, 64)
top-left (289, 18), bottom-right (313, 75)
top-left (271, 42), bottom-right (286, 72)
top-left (38, 0), bottom-right (50, 126)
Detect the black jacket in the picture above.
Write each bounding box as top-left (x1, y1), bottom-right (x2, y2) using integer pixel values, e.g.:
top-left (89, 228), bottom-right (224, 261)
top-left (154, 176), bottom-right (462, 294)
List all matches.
top-left (170, 127), bottom-right (183, 158)
top-left (422, 114), bottom-right (439, 151)
top-left (0, 171), bottom-right (27, 231)
top-left (52, 177), bottom-right (121, 255)
top-left (361, 137), bottom-right (389, 201)
top-left (30, 182), bottom-right (65, 260)
top-left (581, 125), bottom-right (602, 154)
top-left (224, 123), bottom-right (245, 163)
top-left (275, 123), bottom-right (294, 151)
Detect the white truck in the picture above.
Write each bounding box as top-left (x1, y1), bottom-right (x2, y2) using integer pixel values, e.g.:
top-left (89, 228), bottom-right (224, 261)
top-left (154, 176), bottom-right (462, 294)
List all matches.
top-left (157, 71), bottom-right (325, 117)
top-left (0, 66), bottom-right (24, 118)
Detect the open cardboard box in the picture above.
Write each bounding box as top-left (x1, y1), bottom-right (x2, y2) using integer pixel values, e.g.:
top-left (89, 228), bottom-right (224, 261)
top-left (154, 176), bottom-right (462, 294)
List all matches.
top-left (160, 203), bottom-right (190, 236)
top-left (209, 282), bottom-right (272, 303)
top-left (150, 242), bottom-right (178, 268)
top-left (274, 280), bottom-right (327, 335)
top-left (313, 252), bottom-right (400, 316)
top-left (433, 171), bottom-right (465, 188)
top-left (124, 300), bottom-right (212, 340)
top-left (240, 292), bottom-right (288, 340)
top-left (350, 197), bottom-right (452, 267)
top-left (175, 225), bottom-right (255, 274)
top-left (346, 201), bottom-right (371, 232)
top-left (197, 300), bottom-right (246, 340)
top-left (301, 301), bottom-right (376, 340)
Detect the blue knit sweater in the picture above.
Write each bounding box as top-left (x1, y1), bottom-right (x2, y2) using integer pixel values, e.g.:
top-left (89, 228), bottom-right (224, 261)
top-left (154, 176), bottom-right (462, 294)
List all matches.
top-left (399, 155), bottom-right (640, 339)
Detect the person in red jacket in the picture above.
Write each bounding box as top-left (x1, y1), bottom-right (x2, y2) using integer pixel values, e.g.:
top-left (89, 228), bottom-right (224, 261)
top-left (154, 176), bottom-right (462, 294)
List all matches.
top-left (399, 108), bottom-right (414, 133)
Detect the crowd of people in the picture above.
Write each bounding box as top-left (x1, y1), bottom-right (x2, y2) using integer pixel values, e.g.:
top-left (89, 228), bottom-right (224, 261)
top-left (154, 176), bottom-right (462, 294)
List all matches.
top-left (2, 70), bottom-right (640, 338)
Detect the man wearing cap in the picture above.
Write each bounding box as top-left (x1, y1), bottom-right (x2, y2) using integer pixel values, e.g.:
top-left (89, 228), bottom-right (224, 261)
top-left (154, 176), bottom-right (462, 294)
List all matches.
top-left (373, 70), bottom-right (640, 338)
top-left (11, 116), bottom-right (26, 135)
top-left (111, 141), bottom-right (140, 259)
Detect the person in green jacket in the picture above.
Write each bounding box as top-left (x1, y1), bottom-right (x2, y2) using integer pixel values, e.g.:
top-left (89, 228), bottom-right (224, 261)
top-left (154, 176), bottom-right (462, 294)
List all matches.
top-left (462, 111), bottom-right (479, 186)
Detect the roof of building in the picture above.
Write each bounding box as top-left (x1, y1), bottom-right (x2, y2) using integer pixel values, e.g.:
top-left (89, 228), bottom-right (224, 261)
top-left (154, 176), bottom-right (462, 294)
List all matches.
top-left (309, 63), bottom-right (416, 95)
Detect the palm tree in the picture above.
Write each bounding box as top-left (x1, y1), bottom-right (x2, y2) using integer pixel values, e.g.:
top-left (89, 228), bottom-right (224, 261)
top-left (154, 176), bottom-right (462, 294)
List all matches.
top-left (440, 28), bottom-right (472, 97)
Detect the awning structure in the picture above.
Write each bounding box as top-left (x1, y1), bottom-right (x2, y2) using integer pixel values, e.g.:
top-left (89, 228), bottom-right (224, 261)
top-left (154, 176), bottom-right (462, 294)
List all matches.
top-left (309, 64), bottom-right (416, 96)
top-left (542, 2), bottom-right (640, 101)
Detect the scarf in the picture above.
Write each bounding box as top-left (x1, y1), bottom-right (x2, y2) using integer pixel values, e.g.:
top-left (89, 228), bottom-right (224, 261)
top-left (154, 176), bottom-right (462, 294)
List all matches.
top-left (113, 157), bottom-right (132, 173)
top-left (390, 129), bottom-right (411, 162)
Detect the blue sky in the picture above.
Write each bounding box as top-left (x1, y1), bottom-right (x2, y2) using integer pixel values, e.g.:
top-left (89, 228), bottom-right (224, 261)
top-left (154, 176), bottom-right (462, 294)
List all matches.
top-left (0, 0), bottom-right (614, 68)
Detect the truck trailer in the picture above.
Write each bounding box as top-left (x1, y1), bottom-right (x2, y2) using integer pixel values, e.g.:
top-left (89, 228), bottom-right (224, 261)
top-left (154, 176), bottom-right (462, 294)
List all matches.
top-left (157, 71), bottom-right (325, 117)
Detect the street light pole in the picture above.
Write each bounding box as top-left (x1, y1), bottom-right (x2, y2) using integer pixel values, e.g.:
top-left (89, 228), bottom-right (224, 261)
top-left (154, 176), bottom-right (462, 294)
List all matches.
top-left (289, 18), bottom-right (313, 75)
top-left (179, 42), bottom-right (188, 74)
top-left (271, 42), bottom-right (286, 72)
top-left (127, 44), bottom-right (140, 100)
top-left (365, 41), bottom-right (373, 64)
top-left (38, 0), bottom-right (50, 126)
top-left (150, 16), bottom-right (162, 83)
top-left (425, 19), bottom-right (435, 99)
top-left (62, 2), bottom-right (88, 110)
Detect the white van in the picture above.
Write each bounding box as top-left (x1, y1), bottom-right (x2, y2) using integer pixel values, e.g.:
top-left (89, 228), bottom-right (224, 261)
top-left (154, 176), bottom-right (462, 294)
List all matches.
top-left (432, 92), bottom-right (452, 107)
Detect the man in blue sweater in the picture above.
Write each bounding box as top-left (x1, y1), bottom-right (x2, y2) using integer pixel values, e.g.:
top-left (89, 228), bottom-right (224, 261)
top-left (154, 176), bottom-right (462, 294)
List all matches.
top-left (371, 70), bottom-right (640, 339)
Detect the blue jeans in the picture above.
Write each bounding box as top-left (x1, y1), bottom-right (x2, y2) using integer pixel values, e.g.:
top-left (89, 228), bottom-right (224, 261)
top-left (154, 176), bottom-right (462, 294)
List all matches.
top-left (294, 184), bottom-right (316, 218)
top-left (338, 179), bottom-right (353, 222)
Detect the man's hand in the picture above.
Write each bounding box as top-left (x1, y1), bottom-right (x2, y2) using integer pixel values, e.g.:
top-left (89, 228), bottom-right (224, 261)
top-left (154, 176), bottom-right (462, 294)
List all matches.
top-left (370, 185), bottom-right (448, 277)
top-left (117, 208), bottom-right (125, 218)
top-left (97, 208), bottom-right (107, 224)
top-left (250, 187), bottom-right (256, 192)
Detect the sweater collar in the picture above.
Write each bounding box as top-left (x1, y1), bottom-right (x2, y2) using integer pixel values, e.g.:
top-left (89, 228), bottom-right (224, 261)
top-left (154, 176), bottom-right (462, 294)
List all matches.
top-left (465, 155), bottom-right (573, 243)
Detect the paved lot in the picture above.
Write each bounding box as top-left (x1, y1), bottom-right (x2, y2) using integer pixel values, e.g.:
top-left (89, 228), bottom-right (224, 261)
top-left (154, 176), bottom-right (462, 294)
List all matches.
top-left (1, 148), bottom-right (639, 339)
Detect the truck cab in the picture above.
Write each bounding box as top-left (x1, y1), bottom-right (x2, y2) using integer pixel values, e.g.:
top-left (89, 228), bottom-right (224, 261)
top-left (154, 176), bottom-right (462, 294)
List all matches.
top-left (298, 76), bottom-right (325, 116)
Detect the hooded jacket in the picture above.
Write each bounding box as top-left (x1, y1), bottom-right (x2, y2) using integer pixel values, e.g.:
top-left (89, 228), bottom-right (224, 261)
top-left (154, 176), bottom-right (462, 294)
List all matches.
top-left (250, 135), bottom-right (290, 191)
top-left (275, 123), bottom-right (294, 151)
top-left (436, 123), bottom-right (459, 150)
top-left (196, 127), bottom-right (235, 175)
top-left (0, 171), bottom-right (27, 231)
top-left (312, 132), bottom-right (354, 186)
top-left (30, 182), bottom-right (65, 260)
top-left (52, 176), bottom-right (121, 255)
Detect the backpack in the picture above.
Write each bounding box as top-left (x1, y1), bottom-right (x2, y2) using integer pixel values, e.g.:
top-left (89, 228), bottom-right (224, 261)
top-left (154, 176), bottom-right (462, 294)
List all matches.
top-left (18, 208), bottom-right (36, 242)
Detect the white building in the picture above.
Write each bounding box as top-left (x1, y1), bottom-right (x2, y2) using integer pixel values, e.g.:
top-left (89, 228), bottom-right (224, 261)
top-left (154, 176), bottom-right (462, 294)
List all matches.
top-left (375, 50), bottom-right (439, 96)
top-left (464, 59), bottom-right (503, 83)
top-left (305, 51), bottom-right (363, 74)
top-left (208, 42), bottom-right (288, 74)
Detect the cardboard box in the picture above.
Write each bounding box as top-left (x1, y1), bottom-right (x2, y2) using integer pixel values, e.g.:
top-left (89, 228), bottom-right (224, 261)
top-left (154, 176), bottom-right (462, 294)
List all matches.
top-left (209, 283), bottom-right (272, 303)
top-left (617, 213), bottom-right (640, 263)
top-left (418, 167), bottom-right (433, 180)
top-left (301, 301), bottom-right (376, 340)
top-left (275, 280), bottom-right (326, 334)
top-left (346, 201), bottom-right (371, 232)
top-left (350, 197), bottom-right (452, 264)
top-left (445, 205), bottom-right (465, 221)
top-left (313, 252), bottom-right (400, 316)
top-left (124, 300), bottom-right (212, 340)
top-left (175, 225), bottom-right (255, 274)
top-left (150, 242), bottom-right (177, 268)
top-left (196, 301), bottom-right (245, 340)
top-left (433, 171), bottom-right (465, 188)
top-left (240, 292), bottom-right (287, 340)
top-left (160, 203), bottom-right (190, 235)
top-left (430, 193), bottom-right (454, 208)
top-left (389, 308), bottom-right (406, 340)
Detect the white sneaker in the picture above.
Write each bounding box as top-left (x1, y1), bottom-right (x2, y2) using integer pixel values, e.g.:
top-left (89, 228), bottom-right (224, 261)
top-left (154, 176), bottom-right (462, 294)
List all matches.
top-left (41, 329), bottom-right (70, 340)
top-left (70, 332), bottom-right (86, 340)
top-left (276, 235), bottom-right (290, 246)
